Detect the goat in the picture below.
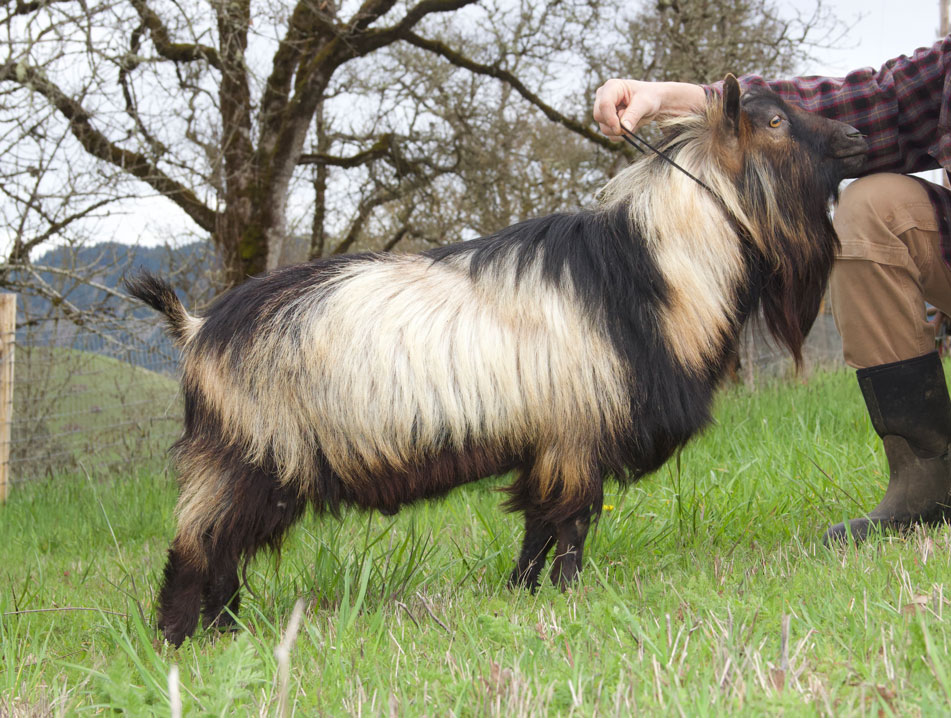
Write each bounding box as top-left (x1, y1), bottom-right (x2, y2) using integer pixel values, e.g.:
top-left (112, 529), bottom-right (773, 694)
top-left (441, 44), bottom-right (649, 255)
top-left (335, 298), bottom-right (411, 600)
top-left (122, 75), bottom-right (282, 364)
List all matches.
top-left (128, 76), bottom-right (866, 646)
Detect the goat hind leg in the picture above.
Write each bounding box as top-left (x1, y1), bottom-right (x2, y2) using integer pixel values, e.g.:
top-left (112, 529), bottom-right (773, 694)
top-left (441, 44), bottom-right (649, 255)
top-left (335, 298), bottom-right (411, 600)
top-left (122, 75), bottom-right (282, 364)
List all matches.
top-left (157, 543), bottom-right (207, 647)
top-left (198, 467), bottom-right (306, 631)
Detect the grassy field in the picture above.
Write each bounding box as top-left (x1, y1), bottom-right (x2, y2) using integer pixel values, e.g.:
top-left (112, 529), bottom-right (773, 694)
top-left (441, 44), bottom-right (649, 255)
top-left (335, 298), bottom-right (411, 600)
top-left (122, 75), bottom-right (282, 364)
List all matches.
top-left (11, 345), bottom-right (180, 483)
top-left (3, 368), bottom-right (951, 716)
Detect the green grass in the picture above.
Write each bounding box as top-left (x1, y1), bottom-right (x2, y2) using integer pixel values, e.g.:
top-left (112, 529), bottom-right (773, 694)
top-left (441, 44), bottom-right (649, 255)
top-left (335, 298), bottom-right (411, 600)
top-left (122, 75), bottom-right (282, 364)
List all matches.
top-left (3, 368), bottom-right (951, 716)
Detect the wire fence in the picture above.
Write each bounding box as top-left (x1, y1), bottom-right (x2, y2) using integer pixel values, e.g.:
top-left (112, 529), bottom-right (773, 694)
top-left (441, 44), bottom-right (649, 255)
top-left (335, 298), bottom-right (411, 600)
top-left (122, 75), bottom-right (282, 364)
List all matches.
top-left (11, 316), bottom-right (182, 485)
top-left (5, 304), bottom-right (847, 489)
top-left (738, 310), bottom-right (845, 384)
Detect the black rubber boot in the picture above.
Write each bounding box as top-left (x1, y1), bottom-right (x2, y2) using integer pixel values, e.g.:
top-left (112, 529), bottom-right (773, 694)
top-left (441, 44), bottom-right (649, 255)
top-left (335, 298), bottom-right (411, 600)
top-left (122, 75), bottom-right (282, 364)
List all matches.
top-left (823, 351), bottom-right (951, 545)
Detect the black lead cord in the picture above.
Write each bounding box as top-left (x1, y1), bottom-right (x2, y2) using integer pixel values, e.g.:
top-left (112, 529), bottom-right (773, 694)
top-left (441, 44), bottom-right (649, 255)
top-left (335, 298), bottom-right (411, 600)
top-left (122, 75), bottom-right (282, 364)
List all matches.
top-left (619, 126), bottom-right (716, 196)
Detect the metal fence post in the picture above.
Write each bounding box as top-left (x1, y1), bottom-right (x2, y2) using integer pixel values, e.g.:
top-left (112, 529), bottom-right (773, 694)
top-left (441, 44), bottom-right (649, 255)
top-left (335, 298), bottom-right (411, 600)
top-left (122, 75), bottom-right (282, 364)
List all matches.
top-left (0, 293), bottom-right (15, 503)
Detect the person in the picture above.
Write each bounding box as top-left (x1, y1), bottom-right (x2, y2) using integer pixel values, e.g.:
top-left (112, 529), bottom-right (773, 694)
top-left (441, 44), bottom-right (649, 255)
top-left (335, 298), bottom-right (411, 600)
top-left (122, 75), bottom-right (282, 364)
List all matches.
top-left (593, 37), bottom-right (951, 544)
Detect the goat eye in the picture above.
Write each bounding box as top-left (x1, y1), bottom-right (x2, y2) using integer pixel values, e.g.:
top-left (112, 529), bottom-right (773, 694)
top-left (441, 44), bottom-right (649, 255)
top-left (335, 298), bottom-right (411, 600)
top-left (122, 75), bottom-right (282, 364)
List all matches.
top-left (769, 115), bottom-right (783, 128)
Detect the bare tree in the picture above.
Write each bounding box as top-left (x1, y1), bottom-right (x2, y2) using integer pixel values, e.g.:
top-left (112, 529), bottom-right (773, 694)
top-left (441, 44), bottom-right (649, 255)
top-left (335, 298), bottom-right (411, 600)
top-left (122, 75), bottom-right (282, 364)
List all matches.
top-left (0, 0), bottom-right (843, 292)
top-left (306, 0), bottom-right (845, 253)
top-left (0, 0), bottom-right (614, 288)
top-left (590, 0), bottom-right (847, 85)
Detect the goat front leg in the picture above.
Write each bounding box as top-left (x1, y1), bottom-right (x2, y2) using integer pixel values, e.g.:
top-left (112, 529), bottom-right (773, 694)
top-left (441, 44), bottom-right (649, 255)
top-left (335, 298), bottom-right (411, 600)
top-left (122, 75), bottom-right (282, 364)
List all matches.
top-left (549, 502), bottom-right (599, 589)
top-left (509, 514), bottom-right (557, 590)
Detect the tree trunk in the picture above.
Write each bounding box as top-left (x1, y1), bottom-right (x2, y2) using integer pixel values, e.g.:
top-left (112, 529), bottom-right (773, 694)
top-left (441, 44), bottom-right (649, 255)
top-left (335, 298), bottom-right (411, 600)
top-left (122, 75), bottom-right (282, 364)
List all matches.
top-left (214, 0), bottom-right (262, 287)
top-left (310, 102), bottom-right (330, 260)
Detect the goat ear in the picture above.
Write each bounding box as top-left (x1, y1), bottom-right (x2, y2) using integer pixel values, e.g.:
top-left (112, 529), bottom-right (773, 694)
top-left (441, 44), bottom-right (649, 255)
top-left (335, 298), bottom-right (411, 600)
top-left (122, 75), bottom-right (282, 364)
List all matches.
top-left (723, 74), bottom-right (741, 135)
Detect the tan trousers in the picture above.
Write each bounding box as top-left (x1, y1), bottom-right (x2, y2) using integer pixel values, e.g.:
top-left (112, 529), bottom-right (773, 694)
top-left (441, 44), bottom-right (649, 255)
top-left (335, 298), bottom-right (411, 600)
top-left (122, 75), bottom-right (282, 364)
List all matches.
top-left (831, 173), bottom-right (951, 369)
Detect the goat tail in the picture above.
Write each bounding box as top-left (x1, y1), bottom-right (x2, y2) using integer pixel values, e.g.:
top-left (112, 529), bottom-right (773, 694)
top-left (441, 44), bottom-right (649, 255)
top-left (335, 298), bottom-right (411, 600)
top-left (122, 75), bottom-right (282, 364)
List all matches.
top-left (125, 271), bottom-right (200, 347)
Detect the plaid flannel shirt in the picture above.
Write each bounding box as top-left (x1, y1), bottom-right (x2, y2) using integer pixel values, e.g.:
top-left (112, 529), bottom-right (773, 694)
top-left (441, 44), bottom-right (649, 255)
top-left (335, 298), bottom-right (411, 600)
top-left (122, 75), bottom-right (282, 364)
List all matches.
top-left (710, 35), bottom-right (951, 265)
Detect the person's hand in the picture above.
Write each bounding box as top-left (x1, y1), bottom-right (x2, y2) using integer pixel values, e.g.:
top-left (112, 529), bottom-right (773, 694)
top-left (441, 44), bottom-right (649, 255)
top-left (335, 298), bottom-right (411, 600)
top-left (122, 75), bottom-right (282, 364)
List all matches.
top-left (593, 80), bottom-right (707, 140)
top-left (929, 308), bottom-right (950, 357)
top-left (593, 79), bottom-right (663, 140)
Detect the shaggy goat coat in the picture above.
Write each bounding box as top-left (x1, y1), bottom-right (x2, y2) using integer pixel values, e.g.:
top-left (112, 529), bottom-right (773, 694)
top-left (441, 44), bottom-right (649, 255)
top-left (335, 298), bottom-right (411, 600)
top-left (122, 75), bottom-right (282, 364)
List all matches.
top-left (130, 77), bottom-right (867, 645)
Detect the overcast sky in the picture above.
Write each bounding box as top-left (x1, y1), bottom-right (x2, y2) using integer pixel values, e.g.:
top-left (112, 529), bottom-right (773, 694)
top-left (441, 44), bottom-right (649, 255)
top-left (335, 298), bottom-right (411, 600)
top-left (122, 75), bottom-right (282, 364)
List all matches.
top-left (791, 0), bottom-right (944, 76)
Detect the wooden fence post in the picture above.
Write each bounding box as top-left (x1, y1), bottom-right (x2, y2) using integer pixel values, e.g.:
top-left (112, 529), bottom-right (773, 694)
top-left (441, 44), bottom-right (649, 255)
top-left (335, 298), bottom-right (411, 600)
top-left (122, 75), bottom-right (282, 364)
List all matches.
top-left (0, 293), bottom-right (14, 504)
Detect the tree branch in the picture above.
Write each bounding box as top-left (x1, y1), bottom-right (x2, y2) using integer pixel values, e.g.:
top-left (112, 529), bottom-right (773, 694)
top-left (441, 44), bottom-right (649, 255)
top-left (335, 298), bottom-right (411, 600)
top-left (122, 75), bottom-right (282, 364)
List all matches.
top-left (346, 0), bottom-right (400, 33)
top-left (11, 198), bottom-right (117, 263)
top-left (2, 0), bottom-right (71, 21)
top-left (329, 159), bottom-right (453, 256)
top-left (402, 31), bottom-right (616, 150)
top-left (259, 0), bottom-right (338, 144)
top-left (259, 0), bottom-right (446, 227)
top-left (382, 225), bottom-right (409, 251)
top-left (6, 263), bottom-right (137, 304)
top-left (353, 0), bottom-right (478, 53)
top-left (129, 0), bottom-right (222, 69)
top-left (297, 134), bottom-right (394, 167)
top-left (0, 61), bottom-right (217, 233)
top-left (213, 0), bottom-right (254, 203)
top-left (330, 184), bottom-right (404, 256)
top-left (118, 25), bottom-right (168, 158)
